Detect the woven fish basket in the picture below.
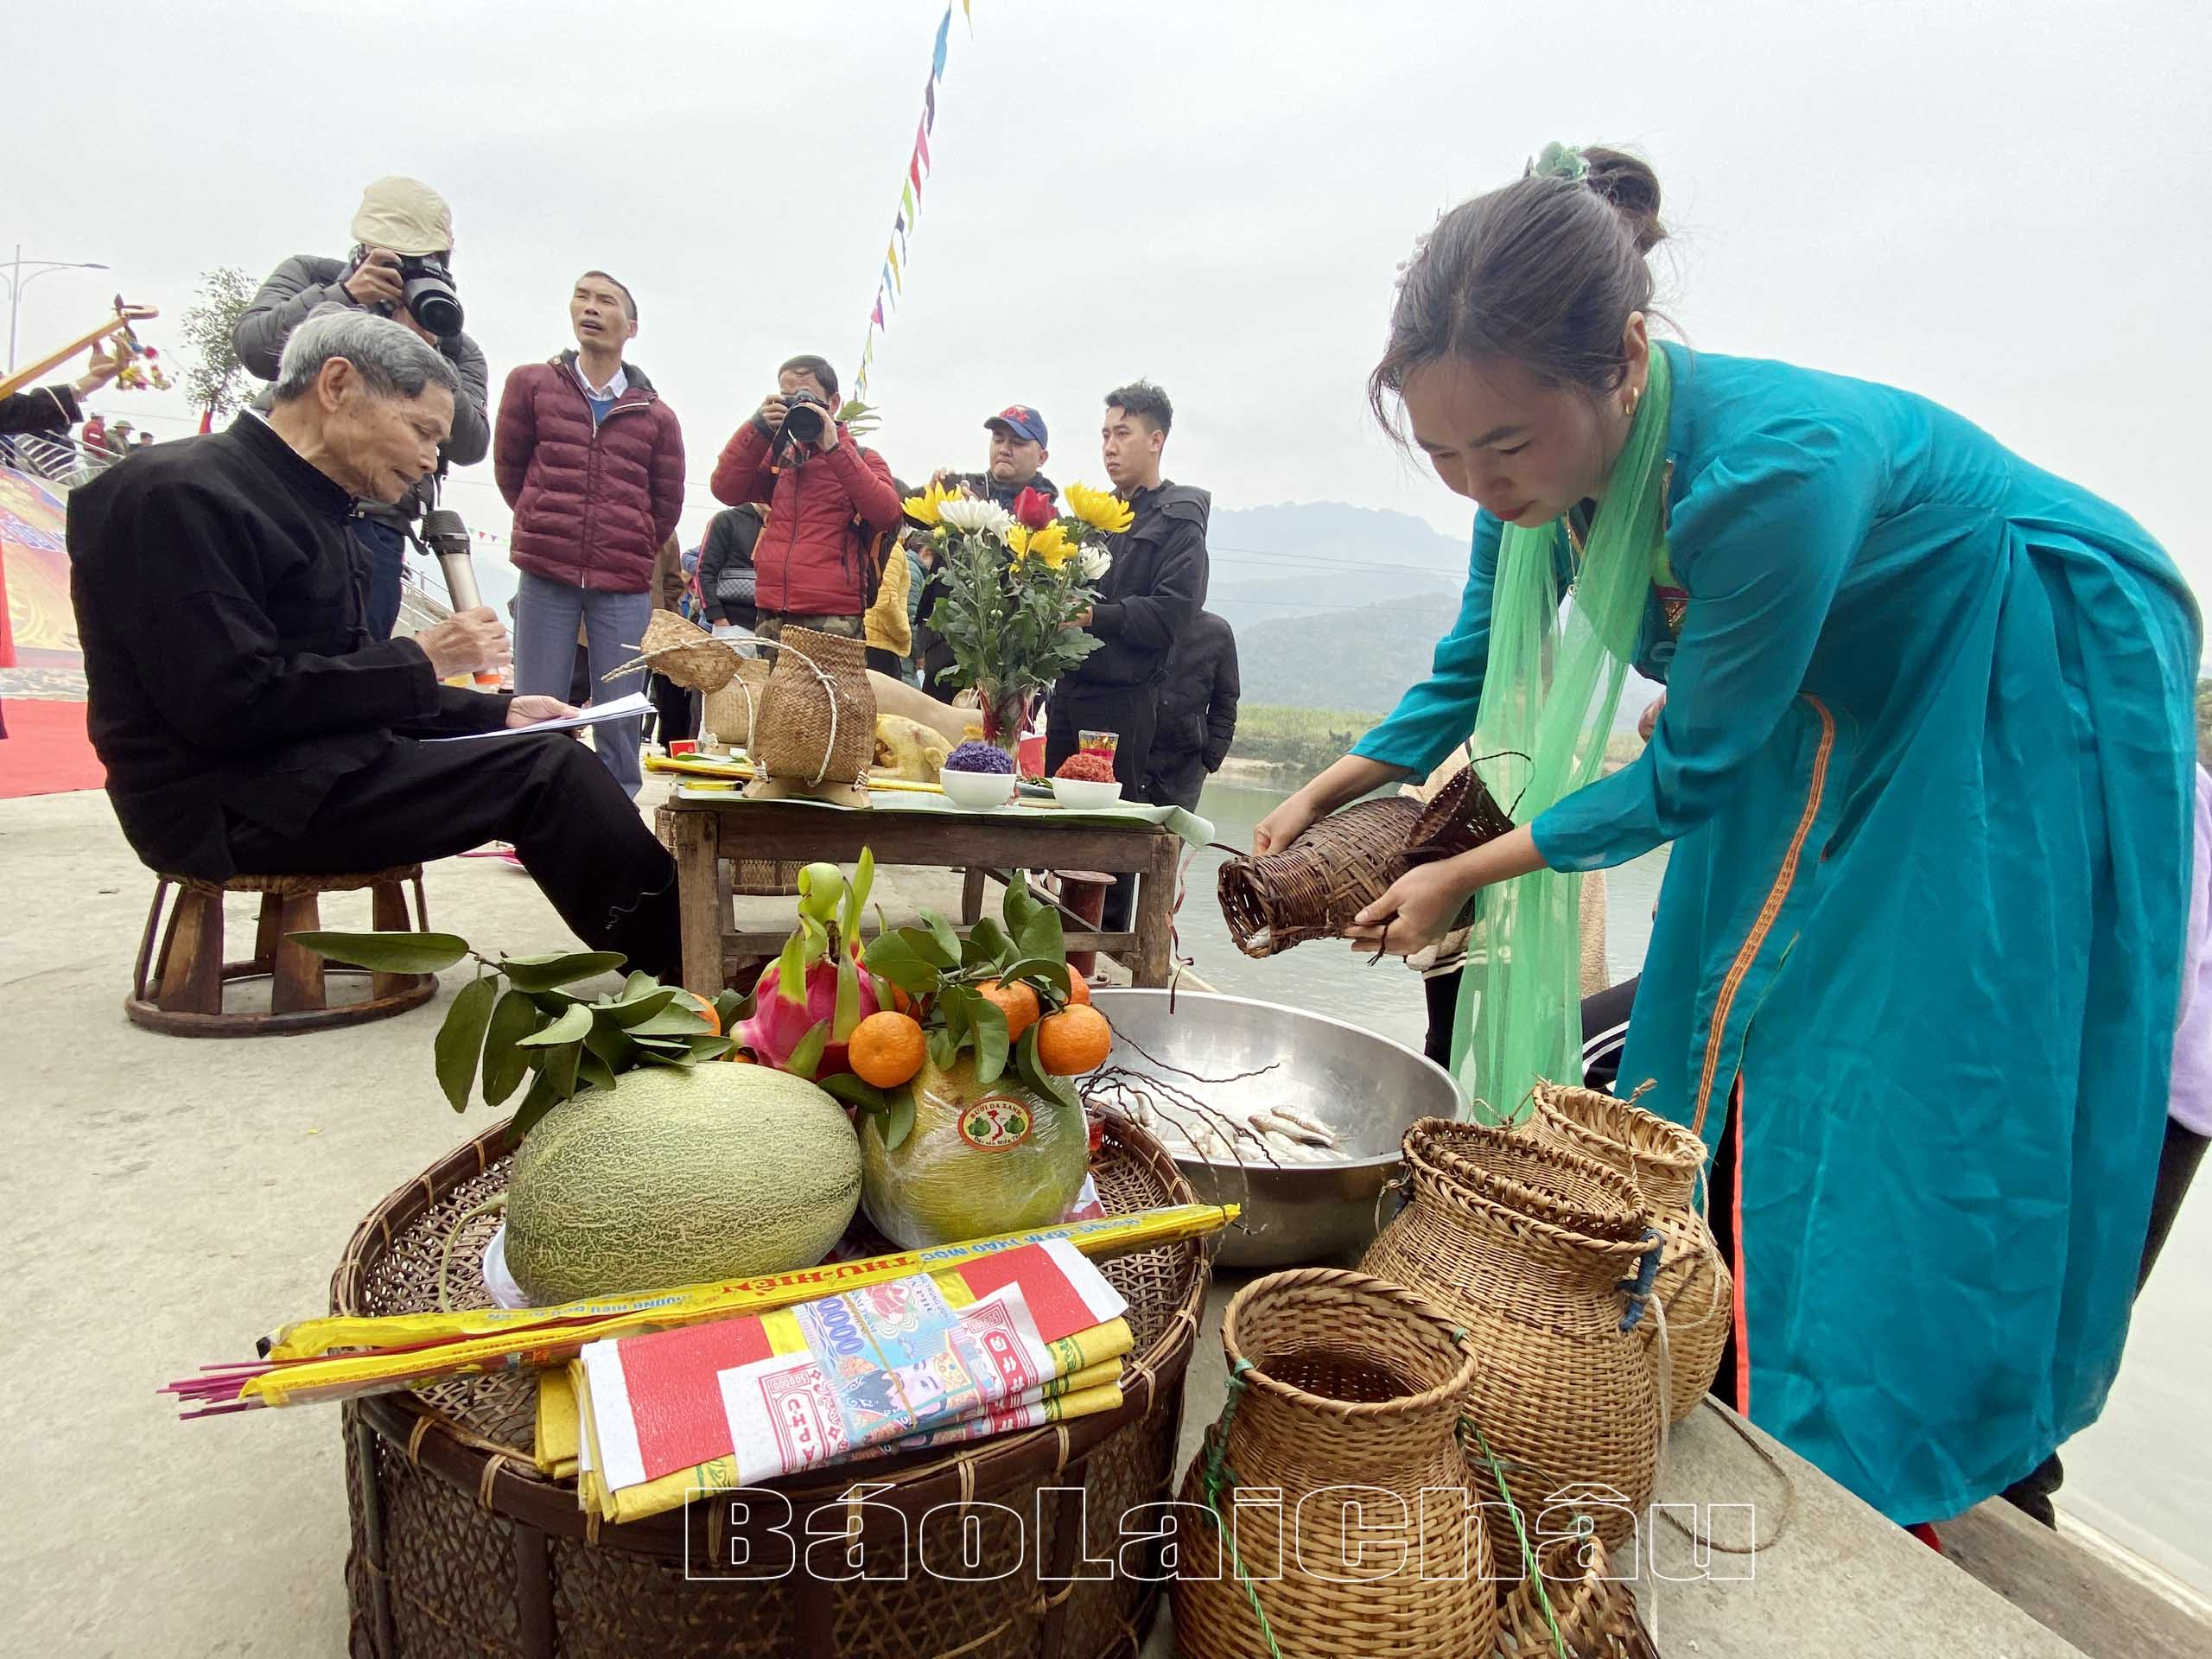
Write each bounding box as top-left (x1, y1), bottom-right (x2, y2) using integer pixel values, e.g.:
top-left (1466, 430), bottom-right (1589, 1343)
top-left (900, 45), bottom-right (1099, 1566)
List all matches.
top-left (1533, 1082), bottom-right (1731, 1424)
top-left (1497, 1535), bottom-right (1660, 1658)
top-left (1172, 1268), bottom-right (1495, 1659)
top-left (746, 626), bottom-right (876, 800)
top-left (700, 657), bottom-right (772, 747)
top-left (611, 611), bottom-right (744, 694)
top-left (1362, 1119), bottom-right (1662, 1573)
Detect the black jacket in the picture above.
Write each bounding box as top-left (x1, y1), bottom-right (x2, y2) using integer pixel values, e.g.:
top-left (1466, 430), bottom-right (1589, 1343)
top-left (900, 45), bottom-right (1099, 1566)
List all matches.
top-left (696, 504), bottom-right (767, 626)
top-left (66, 415), bottom-right (510, 880)
top-left (1, 384), bottom-right (79, 436)
top-left (234, 253), bottom-right (491, 525)
top-left (1145, 610), bottom-right (1240, 804)
top-left (1069, 480), bottom-right (1209, 690)
top-left (942, 469), bottom-right (1058, 512)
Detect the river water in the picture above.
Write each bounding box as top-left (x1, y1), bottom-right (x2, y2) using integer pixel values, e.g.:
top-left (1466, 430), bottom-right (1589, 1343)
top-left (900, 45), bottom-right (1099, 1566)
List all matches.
top-left (1185, 773), bottom-right (2211, 1592)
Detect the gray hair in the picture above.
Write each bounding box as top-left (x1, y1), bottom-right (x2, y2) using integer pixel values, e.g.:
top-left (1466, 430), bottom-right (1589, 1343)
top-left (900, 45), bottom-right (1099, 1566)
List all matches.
top-left (271, 307), bottom-right (461, 405)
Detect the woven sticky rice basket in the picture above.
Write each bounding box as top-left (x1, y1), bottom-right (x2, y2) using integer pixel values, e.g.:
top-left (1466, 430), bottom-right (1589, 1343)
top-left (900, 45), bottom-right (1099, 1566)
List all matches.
top-left (333, 1115), bottom-right (1209, 1659)
top-left (749, 626), bottom-right (876, 791)
top-left (1534, 1081), bottom-right (1731, 1424)
top-left (1497, 1535), bottom-right (1659, 1658)
top-left (610, 610), bottom-right (744, 693)
top-left (1172, 1269), bottom-right (1495, 1659)
top-left (700, 656), bottom-right (772, 747)
top-left (1362, 1119), bottom-right (1661, 1573)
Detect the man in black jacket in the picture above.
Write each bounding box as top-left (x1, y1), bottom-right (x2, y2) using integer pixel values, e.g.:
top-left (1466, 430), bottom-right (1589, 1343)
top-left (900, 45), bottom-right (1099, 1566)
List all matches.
top-left (1046, 381), bottom-right (1209, 927)
top-left (931, 404), bottom-right (1059, 511)
top-left (1143, 610), bottom-right (1239, 811)
top-left (233, 177), bottom-right (491, 642)
top-left (67, 311), bottom-right (679, 977)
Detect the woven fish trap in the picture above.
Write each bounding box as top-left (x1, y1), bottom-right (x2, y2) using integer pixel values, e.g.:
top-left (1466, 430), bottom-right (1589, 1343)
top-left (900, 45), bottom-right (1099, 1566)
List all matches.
top-left (1172, 1268), bottom-right (1496, 1659)
top-left (1216, 796), bottom-right (1421, 958)
top-left (700, 656), bottom-right (772, 747)
top-left (1497, 1535), bottom-right (1659, 1658)
top-left (1533, 1082), bottom-right (1731, 1422)
top-left (1405, 761), bottom-right (1516, 862)
top-left (606, 610), bottom-right (743, 694)
top-left (1363, 1120), bottom-right (1662, 1573)
top-left (749, 626), bottom-right (876, 791)
top-left (331, 1114), bottom-right (1209, 1659)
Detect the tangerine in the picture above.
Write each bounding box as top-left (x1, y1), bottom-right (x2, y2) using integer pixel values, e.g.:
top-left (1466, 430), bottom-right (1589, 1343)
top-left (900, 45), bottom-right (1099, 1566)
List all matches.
top-left (849, 1011), bottom-right (928, 1089)
top-left (1060, 976), bottom-right (1091, 1007)
top-left (673, 991), bottom-right (721, 1036)
top-left (1036, 1005), bottom-right (1113, 1077)
top-left (976, 979), bottom-right (1041, 1041)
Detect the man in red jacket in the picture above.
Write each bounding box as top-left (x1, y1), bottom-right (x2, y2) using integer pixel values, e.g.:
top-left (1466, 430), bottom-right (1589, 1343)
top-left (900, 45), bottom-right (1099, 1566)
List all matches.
top-left (709, 354), bottom-right (901, 640)
top-left (496, 271), bottom-right (685, 796)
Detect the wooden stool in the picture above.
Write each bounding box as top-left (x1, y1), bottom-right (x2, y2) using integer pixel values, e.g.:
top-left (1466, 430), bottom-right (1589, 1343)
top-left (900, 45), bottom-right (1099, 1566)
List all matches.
top-left (124, 866), bottom-right (437, 1037)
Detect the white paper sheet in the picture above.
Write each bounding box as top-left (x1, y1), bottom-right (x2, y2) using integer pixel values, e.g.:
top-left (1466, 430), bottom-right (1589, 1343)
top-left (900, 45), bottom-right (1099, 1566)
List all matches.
top-left (424, 690), bottom-right (655, 744)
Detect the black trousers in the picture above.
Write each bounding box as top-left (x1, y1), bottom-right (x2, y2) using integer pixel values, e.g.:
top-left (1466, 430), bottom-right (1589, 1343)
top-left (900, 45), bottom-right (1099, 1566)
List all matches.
top-left (1421, 970), bottom-right (1639, 1094)
top-left (647, 671), bottom-right (699, 750)
top-left (226, 732), bottom-right (681, 981)
top-left (1045, 683), bottom-right (1160, 933)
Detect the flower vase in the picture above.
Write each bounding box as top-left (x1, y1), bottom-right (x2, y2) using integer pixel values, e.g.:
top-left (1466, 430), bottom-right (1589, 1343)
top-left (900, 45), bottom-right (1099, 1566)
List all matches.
top-left (977, 682), bottom-right (1033, 760)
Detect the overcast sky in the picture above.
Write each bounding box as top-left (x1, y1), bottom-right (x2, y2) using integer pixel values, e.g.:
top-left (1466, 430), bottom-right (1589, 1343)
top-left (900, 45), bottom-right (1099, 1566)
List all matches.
top-left (14, 0), bottom-right (2209, 601)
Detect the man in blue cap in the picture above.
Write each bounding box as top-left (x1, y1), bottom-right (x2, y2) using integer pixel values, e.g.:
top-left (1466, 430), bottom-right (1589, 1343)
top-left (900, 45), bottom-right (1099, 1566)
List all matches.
top-left (932, 404), bottom-right (1058, 512)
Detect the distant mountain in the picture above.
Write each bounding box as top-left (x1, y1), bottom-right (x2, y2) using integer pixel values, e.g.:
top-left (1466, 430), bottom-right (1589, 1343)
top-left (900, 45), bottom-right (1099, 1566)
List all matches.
top-left (1234, 591), bottom-right (1462, 714)
top-left (1205, 501), bottom-right (1469, 639)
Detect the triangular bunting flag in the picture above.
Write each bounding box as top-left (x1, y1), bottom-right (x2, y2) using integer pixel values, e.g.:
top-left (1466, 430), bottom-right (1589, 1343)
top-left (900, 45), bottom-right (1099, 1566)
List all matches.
top-left (931, 5), bottom-right (950, 78)
top-left (909, 153), bottom-right (925, 194)
top-left (871, 297), bottom-right (886, 329)
top-left (917, 123), bottom-right (932, 174)
top-left (925, 79), bottom-right (938, 133)
top-left (902, 181), bottom-right (918, 223)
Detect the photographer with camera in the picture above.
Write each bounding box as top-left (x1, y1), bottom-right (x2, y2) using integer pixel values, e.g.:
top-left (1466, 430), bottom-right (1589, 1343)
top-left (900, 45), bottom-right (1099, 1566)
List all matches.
top-left (708, 354), bottom-right (903, 642)
top-left (233, 177), bottom-right (491, 641)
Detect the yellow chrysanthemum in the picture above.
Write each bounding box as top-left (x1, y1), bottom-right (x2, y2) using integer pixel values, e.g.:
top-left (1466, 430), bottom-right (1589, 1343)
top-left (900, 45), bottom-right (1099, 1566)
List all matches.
top-left (1005, 523), bottom-right (1032, 561)
top-left (902, 478), bottom-right (959, 526)
top-left (1063, 482), bottom-right (1134, 536)
top-left (1028, 521), bottom-right (1076, 569)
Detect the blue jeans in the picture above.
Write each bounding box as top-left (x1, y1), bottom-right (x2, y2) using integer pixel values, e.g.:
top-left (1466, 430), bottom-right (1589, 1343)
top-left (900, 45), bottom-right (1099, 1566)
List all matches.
top-left (513, 570), bottom-right (652, 798)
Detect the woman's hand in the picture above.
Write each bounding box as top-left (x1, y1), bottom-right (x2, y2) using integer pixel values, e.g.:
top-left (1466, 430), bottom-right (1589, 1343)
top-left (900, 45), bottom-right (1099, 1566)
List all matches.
top-left (1345, 860), bottom-right (1471, 957)
top-left (505, 696), bottom-right (578, 728)
top-left (1253, 795), bottom-right (1321, 856)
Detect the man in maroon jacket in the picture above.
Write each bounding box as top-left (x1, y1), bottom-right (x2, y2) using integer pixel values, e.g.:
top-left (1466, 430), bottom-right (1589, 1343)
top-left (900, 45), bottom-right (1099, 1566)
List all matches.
top-left (496, 271), bottom-right (684, 796)
top-left (709, 354), bottom-right (901, 640)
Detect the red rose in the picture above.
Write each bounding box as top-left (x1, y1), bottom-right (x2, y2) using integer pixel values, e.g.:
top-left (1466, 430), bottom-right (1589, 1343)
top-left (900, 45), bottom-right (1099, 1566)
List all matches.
top-left (1012, 487), bottom-right (1056, 531)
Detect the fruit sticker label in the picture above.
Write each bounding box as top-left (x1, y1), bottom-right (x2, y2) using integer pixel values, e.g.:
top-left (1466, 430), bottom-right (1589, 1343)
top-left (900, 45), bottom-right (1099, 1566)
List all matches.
top-left (957, 1096), bottom-right (1035, 1152)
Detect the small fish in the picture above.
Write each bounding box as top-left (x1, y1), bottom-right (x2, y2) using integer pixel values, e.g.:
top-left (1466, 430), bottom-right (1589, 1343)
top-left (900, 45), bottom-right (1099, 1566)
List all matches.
top-left (1271, 1105), bottom-right (1337, 1143)
top-left (1250, 1109), bottom-right (1332, 1148)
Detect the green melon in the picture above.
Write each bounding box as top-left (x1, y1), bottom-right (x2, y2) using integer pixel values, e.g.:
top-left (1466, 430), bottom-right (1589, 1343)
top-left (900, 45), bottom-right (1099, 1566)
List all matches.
top-left (859, 1053), bottom-right (1087, 1249)
top-left (505, 1064), bottom-right (861, 1305)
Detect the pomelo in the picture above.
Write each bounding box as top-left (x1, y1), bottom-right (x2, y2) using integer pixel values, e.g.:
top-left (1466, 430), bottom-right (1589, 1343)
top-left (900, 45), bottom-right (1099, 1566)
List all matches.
top-left (858, 1054), bottom-right (1088, 1249)
top-left (505, 1065), bottom-right (861, 1305)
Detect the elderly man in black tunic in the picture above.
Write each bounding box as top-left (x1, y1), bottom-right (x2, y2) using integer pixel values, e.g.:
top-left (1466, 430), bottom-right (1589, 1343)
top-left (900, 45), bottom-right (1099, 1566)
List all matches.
top-left (67, 311), bottom-right (679, 976)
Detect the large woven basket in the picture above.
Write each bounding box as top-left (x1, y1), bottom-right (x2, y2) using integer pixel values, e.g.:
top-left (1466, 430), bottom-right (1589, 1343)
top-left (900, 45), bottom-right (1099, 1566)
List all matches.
top-left (333, 1116), bottom-right (1209, 1659)
top-left (1361, 1120), bottom-right (1661, 1573)
top-left (700, 656), bottom-right (772, 747)
top-left (1497, 1535), bottom-right (1659, 1658)
top-left (748, 626), bottom-right (876, 792)
top-left (1171, 1269), bottom-right (1494, 1659)
top-left (1534, 1082), bottom-right (1731, 1424)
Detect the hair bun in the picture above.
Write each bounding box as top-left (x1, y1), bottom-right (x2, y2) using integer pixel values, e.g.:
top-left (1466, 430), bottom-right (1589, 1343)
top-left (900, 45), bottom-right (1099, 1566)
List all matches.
top-left (1583, 148), bottom-right (1667, 255)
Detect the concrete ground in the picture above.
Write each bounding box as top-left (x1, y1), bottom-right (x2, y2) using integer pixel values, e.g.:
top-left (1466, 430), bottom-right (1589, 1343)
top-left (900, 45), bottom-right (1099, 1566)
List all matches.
top-left (0, 781), bottom-right (2095, 1656)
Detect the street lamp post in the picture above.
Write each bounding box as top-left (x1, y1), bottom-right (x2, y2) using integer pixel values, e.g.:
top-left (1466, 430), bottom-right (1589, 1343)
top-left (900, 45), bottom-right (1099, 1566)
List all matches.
top-left (4, 245), bottom-right (111, 372)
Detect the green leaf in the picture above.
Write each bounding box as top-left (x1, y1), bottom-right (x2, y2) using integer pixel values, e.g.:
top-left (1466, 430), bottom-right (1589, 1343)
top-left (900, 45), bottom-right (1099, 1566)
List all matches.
top-left (620, 969), bottom-right (659, 1000)
top-left (842, 848), bottom-right (875, 942)
top-left (777, 930), bottom-right (809, 1003)
top-left (914, 910), bottom-right (962, 970)
top-left (289, 930), bottom-right (470, 975)
top-left (433, 976), bottom-right (499, 1111)
top-left (541, 1039), bottom-right (582, 1103)
top-left (496, 950), bottom-right (627, 992)
top-left (1016, 1025), bottom-right (1084, 1115)
top-left (833, 950), bottom-right (862, 1041)
top-left (963, 918), bottom-right (1012, 972)
top-left (629, 1005), bottom-right (715, 1037)
top-left (582, 1020), bottom-right (638, 1073)
top-left (1002, 956), bottom-right (1072, 997)
top-left (865, 933), bottom-right (941, 995)
top-left (715, 988), bottom-right (752, 1029)
top-left (1001, 874), bottom-right (1038, 937)
top-left (509, 1065), bottom-right (566, 1140)
top-left (683, 1034), bottom-right (736, 1061)
top-left (970, 997), bottom-right (1010, 1085)
top-left (480, 988), bottom-right (540, 1106)
top-left (881, 1084), bottom-right (918, 1153)
top-left (600, 988), bottom-right (680, 1028)
top-left (576, 1049), bottom-right (620, 1096)
top-left (1017, 903), bottom-right (1066, 968)
top-left (928, 1026), bottom-right (959, 1071)
top-left (783, 1019), bottom-right (830, 1082)
top-left (517, 1003), bottom-right (593, 1047)
top-left (819, 1073), bottom-right (888, 1113)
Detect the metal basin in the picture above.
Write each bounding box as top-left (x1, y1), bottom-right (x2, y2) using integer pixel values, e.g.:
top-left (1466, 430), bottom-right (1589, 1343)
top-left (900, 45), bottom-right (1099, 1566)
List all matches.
top-left (1087, 988), bottom-right (1465, 1268)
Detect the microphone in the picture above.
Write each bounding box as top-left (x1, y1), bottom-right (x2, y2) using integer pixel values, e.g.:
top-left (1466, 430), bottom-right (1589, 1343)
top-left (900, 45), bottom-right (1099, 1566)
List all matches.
top-left (417, 507), bottom-right (502, 687)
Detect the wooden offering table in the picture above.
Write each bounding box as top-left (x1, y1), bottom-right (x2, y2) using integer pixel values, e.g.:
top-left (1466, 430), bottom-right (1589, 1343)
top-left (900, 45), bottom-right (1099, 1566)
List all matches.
top-left (661, 792), bottom-right (1186, 996)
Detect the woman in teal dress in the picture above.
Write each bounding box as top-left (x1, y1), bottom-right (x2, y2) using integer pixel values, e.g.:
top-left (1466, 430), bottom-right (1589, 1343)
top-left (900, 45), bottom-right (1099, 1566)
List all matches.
top-left (1255, 146), bottom-right (2199, 1525)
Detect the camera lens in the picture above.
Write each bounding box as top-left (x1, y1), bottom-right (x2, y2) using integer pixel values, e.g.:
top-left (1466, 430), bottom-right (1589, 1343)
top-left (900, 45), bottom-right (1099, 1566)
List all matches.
top-left (784, 402), bottom-right (826, 442)
top-left (404, 277), bottom-right (464, 340)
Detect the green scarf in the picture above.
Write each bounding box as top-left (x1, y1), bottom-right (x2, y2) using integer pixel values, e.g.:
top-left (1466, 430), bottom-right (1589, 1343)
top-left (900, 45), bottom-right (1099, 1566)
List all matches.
top-left (1451, 344), bottom-right (1673, 1118)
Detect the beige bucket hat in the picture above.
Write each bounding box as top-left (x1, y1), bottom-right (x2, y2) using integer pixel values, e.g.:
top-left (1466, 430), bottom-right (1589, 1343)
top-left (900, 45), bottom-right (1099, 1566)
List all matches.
top-left (349, 177), bottom-right (454, 256)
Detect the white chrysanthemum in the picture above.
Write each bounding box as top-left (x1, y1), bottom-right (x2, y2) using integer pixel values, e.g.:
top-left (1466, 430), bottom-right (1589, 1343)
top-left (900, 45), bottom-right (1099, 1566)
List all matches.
top-left (939, 497), bottom-right (1015, 537)
top-left (1077, 546), bottom-right (1113, 582)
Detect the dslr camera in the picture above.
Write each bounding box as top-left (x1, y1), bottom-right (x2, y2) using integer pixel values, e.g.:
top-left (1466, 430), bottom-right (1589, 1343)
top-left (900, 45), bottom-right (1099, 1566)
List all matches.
top-left (773, 386), bottom-right (830, 455)
top-left (379, 254), bottom-right (464, 339)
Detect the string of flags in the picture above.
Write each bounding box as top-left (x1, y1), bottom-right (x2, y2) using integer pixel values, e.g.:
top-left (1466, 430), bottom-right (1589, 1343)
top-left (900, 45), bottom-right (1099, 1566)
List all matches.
top-left (854, 1), bottom-right (970, 399)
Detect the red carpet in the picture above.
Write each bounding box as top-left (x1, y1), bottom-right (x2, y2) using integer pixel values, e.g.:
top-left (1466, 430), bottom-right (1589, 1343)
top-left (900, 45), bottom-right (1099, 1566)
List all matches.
top-left (0, 700), bottom-right (106, 798)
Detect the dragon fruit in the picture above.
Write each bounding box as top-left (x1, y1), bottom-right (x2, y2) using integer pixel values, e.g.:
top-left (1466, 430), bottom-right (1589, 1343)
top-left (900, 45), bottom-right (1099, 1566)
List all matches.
top-left (735, 855), bottom-right (883, 1079)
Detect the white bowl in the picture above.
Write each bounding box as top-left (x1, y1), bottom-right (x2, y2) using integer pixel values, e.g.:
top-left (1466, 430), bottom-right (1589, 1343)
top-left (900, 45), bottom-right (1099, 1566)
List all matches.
top-left (1051, 777), bottom-right (1124, 810)
top-left (940, 766), bottom-right (1015, 809)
